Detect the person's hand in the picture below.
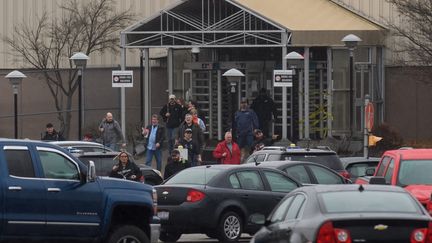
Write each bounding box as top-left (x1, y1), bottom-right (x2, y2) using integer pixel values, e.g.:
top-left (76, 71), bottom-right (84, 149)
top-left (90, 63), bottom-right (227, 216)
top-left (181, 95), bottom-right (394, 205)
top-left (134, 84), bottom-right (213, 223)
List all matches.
top-left (222, 152), bottom-right (227, 157)
top-left (130, 175), bottom-right (137, 180)
top-left (113, 165), bottom-right (119, 171)
top-left (99, 128), bottom-right (104, 132)
top-left (121, 143), bottom-right (126, 148)
top-left (156, 143), bottom-right (160, 148)
top-left (272, 134), bottom-right (279, 140)
top-left (165, 112), bottom-right (171, 117)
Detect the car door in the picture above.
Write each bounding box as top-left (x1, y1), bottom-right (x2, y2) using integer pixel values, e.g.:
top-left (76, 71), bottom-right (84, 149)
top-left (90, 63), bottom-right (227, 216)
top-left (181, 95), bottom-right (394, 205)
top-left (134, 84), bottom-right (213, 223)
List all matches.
top-left (36, 146), bottom-right (103, 237)
top-left (283, 165), bottom-right (313, 184)
top-left (2, 145), bottom-right (47, 236)
top-left (231, 170), bottom-right (272, 229)
top-left (306, 164), bottom-right (346, 184)
top-left (261, 170), bottom-right (300, 208)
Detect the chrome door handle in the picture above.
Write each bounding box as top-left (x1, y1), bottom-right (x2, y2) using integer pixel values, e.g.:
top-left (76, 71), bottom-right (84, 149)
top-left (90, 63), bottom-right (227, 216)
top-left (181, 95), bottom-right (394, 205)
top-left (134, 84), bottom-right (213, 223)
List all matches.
top-left (8, 186), bottom-right (22, 191)
top-left (47, 188), bottom-right (61, 192)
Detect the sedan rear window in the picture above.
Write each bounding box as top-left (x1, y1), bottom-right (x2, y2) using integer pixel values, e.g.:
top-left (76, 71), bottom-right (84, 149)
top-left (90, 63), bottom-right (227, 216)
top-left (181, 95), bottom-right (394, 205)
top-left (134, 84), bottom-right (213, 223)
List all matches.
top-left (281, 154), bottom-right (344, 171)
top-left (165, 167), bottom-right (220, 185)
top-left (320, 191), bottom-right (419, 214)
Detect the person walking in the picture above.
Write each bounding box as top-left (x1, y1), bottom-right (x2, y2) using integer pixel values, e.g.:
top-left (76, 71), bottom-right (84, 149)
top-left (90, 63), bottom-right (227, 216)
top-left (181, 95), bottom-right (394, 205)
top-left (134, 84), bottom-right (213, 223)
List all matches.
top-left (163, 149), bottom-right (187, 179)
top-left (99, 112), bottom-right (125, 151)
top-left (177, 113), bottom-right (204, 157)
top-left (109, 151), bottom-right (142, 182)
top-left (234, 98), bottom-right (259, 162)
top-left (250, 88), bottom-right (277, 137)
top-left (142, 114), bottom-right (165, 171)
top-left (160, 94), bottom-right (184, 153)
top-left (41, 123), bottom-right (65, 141)
top-left (213, 131), bottom-right (241, 164)
top-left (177, 128), bottom-right (201, 167)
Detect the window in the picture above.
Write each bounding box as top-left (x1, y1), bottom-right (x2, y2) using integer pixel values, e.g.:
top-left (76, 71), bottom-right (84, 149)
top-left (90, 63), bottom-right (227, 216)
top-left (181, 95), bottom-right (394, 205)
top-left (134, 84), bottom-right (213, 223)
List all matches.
top-left (256, 154), bottom-right (266, 162)
top-left (229, 174), bottom-right (241, 189)
top-left (5, 150), bottom-right (35, 177)
top-left (270, 196), bottom-right (294, 223)
top-left (376, 157), bottom-right (390, 176)
top-left (285, 194), bottom-right (306, 220)
top-left (267, 154), bottom-right (282, 161)
top-left (237, 171), bottom-right (264, 191)
top-left (264, 171), bottom-right (298, 192)
top-left (285, 165), bottom-right (311, 184)
top-left (384, 159), bottom-right (394, 184)
top-left (309, 165), bottom-right (344, 184)
top-left (38, 151), bottom-right (80, 180)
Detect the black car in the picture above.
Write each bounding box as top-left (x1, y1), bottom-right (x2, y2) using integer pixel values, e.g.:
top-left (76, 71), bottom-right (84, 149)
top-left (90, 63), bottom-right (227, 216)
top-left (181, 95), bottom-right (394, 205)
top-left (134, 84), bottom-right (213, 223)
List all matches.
top-left (253, 160), bottom-right (351, 185)
top-left (341, 156), bottom-right (380, 181)
top-left (155, 164), bottom-right (302, 242)
top-left (252, 184), bottom-right (432, 243)
top-left (76, 151), bottom-right (163, 185)
top-left (246, 146), bottom-right (350, 179)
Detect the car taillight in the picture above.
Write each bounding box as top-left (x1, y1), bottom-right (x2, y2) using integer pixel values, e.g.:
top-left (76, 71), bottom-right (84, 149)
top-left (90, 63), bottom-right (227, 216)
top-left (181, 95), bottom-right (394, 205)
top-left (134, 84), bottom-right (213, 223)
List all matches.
top-left (152, 189), bottom-right (158, 215)
top-left (186, 189), bottom-right (205, 203)
top-left (317, 221), bottom-right (351, 243)
top-left (339, 170), bottom-right (351, 180)
top-left (411, 222), bottom-right (432, 243)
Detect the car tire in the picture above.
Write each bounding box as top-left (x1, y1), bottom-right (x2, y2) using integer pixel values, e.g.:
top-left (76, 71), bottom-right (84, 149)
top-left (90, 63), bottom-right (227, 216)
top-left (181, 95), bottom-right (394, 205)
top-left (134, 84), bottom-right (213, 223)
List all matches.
top-left (217, 211), bottom-right (243, 242)
top-left (159, 231), bottom-right (182, 242)
top-left (107, 225), bottom-right (149, 243)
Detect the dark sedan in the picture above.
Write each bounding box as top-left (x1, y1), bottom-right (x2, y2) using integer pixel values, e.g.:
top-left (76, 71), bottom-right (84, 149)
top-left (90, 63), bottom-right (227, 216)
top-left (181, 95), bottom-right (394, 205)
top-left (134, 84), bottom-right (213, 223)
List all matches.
top-left (253, 160), bottom-right (351, 185)
top-left (155, 164), bottom-right (302, 242)
top-left (251, 184), bottom-right (432, 243)
top-left (76, 151), bottom-right (163, 185)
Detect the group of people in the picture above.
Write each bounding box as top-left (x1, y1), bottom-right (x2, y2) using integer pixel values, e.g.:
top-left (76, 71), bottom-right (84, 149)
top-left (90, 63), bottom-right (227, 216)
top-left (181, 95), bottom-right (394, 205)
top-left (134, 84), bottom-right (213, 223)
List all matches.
top-left (42, 88), bottom-right (278, 181)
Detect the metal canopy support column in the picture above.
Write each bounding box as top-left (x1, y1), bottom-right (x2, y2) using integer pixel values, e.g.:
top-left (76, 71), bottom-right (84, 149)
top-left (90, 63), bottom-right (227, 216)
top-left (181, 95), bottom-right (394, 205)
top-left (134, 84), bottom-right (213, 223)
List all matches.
top-left (168, 48), bottom-right (174, 95)
top-left (281, 32), bottom-right (288, 141)
top-left (304, 47), bottom-right (310, 139)
top-left (144, 48), bottom-right (150, 124)
top-left (217, 70), bottom-right (222, 141)
top-left (120, 33), bottom-right (126, 139)
top-left (327, 47), bottom-right (333, 137)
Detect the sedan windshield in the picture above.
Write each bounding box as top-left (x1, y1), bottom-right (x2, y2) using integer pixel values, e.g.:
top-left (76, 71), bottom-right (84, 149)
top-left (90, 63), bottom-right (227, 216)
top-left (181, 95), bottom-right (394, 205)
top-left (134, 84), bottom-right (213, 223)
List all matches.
top-left (165, 167), bottom-right (221, 185)
top-left (321, 191), bottom-right (419, 214)
top-left (398, 160), bottom-right (432, 186)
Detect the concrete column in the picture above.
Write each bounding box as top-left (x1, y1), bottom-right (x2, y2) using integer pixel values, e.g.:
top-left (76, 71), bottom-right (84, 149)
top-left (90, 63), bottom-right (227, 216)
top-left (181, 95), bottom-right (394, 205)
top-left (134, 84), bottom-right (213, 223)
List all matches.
top-left (120, 33), bottom-right (126, 139)
top-left (304, 47), bottom-right (310, 139)
top-left (144, 48), bottom-right (150, 124)
top-left (168, 48), bottom-right (174, 95)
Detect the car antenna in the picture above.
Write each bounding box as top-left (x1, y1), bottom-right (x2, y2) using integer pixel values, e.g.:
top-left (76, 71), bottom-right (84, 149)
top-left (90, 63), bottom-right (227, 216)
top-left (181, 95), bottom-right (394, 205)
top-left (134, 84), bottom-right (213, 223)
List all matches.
top-left (358, 184), bottom-right (364, 192)
top-left (204, 165), bottom-right (211, 189)
top-left (254, 156), bottom-right (260, 166)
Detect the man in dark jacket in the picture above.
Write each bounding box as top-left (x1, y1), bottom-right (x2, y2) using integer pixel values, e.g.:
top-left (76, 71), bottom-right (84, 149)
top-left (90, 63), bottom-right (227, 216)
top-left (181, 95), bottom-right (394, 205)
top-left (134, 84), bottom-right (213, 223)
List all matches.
top-left (142, 114), bottom-right (165, 171)
top-left (109, 151), bottom-right (142, 182)
top-left (164, 149), bottom-right (186, 179)
top-left (251, 88), bottom-right (277, 137)
top-left (234, 98), bottom-right (259, 162)
top-left (41, 123), bottom-right (65, 141)
top-left (177, 128), bottom-right (202, 167)
top-left (160, 94), bottom-right (184, 153)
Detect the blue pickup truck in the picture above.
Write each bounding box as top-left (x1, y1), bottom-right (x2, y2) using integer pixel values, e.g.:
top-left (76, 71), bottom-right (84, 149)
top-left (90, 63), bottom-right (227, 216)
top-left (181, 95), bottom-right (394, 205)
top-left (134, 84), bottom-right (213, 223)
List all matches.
top-left (0, 138), bottom-right (159, 242)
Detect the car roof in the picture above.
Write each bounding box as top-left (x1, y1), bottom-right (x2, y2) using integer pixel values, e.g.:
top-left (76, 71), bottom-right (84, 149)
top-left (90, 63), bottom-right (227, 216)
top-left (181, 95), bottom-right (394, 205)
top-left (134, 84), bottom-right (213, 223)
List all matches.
top-left (75, 151), bottom-right (120, 157)
top-left (384, 148), bottom-right (432, 160)
top-left (301, 184), bottom-right (406, 194)
top-left (340, 157), bottom-right (381, 166)
top-left (248, 160), bottom-right (323, 168)
top-left (252, 148), bottom-right (336, 155)
top-left (49, 141), bottom-right (106, 147)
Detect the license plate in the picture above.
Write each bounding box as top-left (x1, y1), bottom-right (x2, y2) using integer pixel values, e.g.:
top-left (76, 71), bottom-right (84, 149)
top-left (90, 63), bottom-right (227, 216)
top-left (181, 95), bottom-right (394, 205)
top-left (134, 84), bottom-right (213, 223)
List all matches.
top-left (157, 211), bottom-right (169, 220)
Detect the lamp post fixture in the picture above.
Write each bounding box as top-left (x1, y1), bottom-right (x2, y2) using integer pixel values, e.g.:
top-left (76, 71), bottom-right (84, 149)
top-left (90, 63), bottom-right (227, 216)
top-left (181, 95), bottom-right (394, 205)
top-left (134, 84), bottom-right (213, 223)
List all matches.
top-left (285, 51), bottom-right (305, 140)
top-left (70, 52), bottom-right (89, 140)
top-left (342, 34), bottom-right (361, 137)
top-left (5, 70), bottom-right (27, 139)
top-left (223, 68), bottom-right (245, 135)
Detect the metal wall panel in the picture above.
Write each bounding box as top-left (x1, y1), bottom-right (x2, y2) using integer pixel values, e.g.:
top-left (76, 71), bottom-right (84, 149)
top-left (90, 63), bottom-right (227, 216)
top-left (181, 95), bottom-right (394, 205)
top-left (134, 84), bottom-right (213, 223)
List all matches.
top-left (0, 0), bottom-right (175, 69)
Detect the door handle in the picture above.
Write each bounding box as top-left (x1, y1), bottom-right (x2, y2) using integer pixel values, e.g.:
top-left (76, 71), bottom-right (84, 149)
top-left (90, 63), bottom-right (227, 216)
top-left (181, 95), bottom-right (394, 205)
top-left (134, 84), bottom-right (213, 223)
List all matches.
top-left (47, 188), bottom-right (61, 192)
top-left (8, 186), bottom-right (22, 191)
top-left (241, 194), bottom-right (249, 199)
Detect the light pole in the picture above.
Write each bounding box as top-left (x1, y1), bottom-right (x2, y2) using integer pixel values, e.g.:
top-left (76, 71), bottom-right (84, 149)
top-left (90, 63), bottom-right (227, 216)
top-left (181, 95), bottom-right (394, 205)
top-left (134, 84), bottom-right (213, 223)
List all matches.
top-left (223, 68), bottom-right (245, 134)
top-left (70, 52), bottom-right (89, 140)
top-left (285, 51), bottom-right (304, 140)
top-left (342, 34), bottom-right (361, 137)
top-left (5, 70), bottom-right (27, 139)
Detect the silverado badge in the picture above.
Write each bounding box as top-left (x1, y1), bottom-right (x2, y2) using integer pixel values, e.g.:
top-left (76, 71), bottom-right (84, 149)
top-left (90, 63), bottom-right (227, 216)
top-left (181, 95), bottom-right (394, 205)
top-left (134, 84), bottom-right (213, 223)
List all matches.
top-left (374, 224), bottom-right (388, 231)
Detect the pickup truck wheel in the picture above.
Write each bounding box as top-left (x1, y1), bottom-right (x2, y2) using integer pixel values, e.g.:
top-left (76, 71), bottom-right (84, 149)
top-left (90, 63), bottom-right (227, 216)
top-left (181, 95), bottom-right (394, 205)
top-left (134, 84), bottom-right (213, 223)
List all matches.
top-left (217, 211), bottom-right (243, 242)
top-left (107, 225), bottom-right (149, 243)
top-left (159, 231), bottom-right (181, 242)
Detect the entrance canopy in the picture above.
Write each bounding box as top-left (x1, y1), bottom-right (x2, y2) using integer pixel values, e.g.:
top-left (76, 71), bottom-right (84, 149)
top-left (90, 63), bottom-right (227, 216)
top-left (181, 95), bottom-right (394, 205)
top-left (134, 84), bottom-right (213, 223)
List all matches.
top-left (122, 0), bottom-right (386, 49)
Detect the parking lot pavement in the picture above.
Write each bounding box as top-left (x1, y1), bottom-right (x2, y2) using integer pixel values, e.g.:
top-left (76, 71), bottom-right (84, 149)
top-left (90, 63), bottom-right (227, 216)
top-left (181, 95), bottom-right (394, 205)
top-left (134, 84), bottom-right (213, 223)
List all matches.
top-left (172, 233), bottom-right (251, 242)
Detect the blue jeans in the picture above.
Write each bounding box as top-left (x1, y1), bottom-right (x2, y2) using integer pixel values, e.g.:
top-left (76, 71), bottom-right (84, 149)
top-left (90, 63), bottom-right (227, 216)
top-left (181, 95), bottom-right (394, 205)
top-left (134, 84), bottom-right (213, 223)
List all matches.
top-left (166, 127), bottom-right (178, 152)
top-left (106, 142), bottom-right (119, 151)
top-left (146, 149), bottom-right (162, 171)
top-left (237, 134), bottom-right (254, 149)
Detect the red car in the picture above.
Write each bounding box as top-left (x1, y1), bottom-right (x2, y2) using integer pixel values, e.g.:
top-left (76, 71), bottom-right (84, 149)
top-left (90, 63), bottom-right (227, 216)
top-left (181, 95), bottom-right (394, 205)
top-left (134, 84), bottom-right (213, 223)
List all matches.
top-left (356, 148), bottom-right (432, 209)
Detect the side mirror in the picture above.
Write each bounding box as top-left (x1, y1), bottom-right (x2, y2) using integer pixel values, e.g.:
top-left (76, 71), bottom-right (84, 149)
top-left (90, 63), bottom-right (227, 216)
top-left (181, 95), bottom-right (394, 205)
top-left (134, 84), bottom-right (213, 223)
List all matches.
top-left (369, 176), bottom-right (386, 185)
top-left (87, 160), bottom-right (96, 182)
top-left (365, 167), bottom-right (376, 176)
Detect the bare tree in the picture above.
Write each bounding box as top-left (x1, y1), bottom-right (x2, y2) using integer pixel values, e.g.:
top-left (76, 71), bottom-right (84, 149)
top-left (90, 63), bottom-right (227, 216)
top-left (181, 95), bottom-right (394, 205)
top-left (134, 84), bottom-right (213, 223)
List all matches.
top-left (3, 0), bottom-right (135, 139)
top-left (387, 0), bottom-right (432, 65)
